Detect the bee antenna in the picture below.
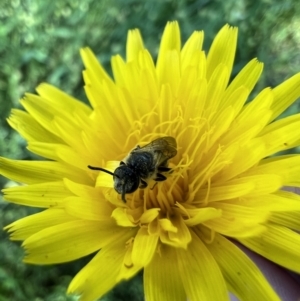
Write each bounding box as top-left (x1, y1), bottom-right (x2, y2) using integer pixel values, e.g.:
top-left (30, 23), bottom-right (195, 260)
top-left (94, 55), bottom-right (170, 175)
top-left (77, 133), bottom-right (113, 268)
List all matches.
top-left (88, 165), bottom-right (119, 178)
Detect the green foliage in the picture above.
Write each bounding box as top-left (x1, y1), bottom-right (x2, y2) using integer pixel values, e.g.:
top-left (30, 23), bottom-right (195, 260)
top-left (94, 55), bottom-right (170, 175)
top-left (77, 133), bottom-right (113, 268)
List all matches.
top-left (1, 0), bottom-right (300, 300)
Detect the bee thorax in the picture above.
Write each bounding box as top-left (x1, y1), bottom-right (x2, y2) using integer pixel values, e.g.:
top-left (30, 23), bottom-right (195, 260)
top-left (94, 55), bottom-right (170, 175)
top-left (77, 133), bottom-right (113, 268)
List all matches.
top-left (125, 152), bottom-right (155, 179)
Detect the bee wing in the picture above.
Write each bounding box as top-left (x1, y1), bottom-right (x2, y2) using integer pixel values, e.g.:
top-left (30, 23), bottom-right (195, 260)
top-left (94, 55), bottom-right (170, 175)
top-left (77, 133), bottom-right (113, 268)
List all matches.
top-left (133, 136), bottom-right (177, 166)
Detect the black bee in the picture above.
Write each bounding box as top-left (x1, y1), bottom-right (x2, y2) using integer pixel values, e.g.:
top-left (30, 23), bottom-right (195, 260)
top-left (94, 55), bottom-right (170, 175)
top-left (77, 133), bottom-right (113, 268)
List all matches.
top-left (88, 136), bottom-right (177, 202)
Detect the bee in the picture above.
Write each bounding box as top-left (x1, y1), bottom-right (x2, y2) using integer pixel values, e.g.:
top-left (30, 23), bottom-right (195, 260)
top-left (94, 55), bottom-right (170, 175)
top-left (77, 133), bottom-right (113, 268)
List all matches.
top-left (88, 136), bottom-right (177, 202)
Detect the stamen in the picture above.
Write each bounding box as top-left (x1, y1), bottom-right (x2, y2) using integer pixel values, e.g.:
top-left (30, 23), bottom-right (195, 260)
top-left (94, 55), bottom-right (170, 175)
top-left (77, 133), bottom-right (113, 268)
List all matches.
top-left (202, 177), bottom-right (211, 206)
top-left (167, 156), bottom-right (192, 201)
top-left (124, 130), bottom-right (141, 150)
top-left (156, 185), bottom-right (170, 213)
top-left (124, 110), bottom-right (159, 150)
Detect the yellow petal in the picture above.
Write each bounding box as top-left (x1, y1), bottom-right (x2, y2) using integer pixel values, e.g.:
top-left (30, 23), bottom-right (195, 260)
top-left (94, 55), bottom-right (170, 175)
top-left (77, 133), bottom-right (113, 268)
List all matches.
top-left (237, 87), bottom-right (273, 123)
top-left (221, 58), bottom-right (263, 109)
top-left (220, 108), bottom-right (272, 148)
top-left (181, 77), bottom-right (207, 121)
top-left (207, 24), bottom-right (237, 84)
top-left (181, 30), bottom-right (204, 72)
top-left (258, 116), bottom-right (300, 155)
top-left (52, 116), bottom-right (85, 151)
top-left (131, 227), bottom-right (159, 266)
top-left (160, 215), bottom-right (191, 249)
top-left (159, 218), bottom-right (178, 232)
top-left (204, 202), bottom-right (268, 237)
top-left (21, 92), bottom-right (83, 138)
top-left (205, 222), bottom-right (266, 238)
top-left (64, 196), bottom-right (113, 221)
top-left (160, 50), bottom-right (181, 93)
top-left (269, 211), bottom-right (300, 231)
top-left (7, 109), bottom-right (63, 143)
top-left (213, 201), bottom-right (269, 223)
top-left (183, 207), bottom-right (222, 227)
top-left (111, 207), bottom-right (136, 227)
top-left (196, 178), bottom-right (254, 202)
top-left (126, 28), bottom-right (144, 62)
top-left (240, 174), bottom-right (283, 197)
top-left (92, 160), bottom-right (119, 188)
top-left (207, 174), bottom-right (282, 200)
top-left (215, 86), bottom-right (250, 125)
top-left (140, 208), bottom-right (160, 224)
top-left (206, 63), bottom-right (230, 115)
top-left (56, 144), bottom-right (92, 170)
top-left (248, 155), bottom-right (300, 187)
top-left (68, 239), bottom-right (130, 301)
top-left (5, 209), bottom-right (77, 240)
top-left (156, 21), bottom-right (181, 88)
top-left (36, 83), bottom-right (91, 115)
top-left (64, 178), bottom-right (106, 200)
top-left (2, 181), bottom-right (70, 207)
top-left (241, 192), bottom-right (300, 212)
top-left (270, 73), bottom-right (300, 120)
top-left (80, 47), bottom-right (114, 108)
top-left (0, 157), bottom-right (90, 185)
top-left (240, 224), bottom-right (300, 273)
top-left (117, 242), bottom-right (143, 281)
top-left (207, 233), bottom-right (280, 301)
top-left (144, 245), bottom-right (186, 301)
top-left (23, 220), bottom-right (125, 264)
top-left (27, 142), bottom-right (61, 161)
top-left (177, 230), bottom-right (229, 301)
top-left (219, 139), bottom-right (266, 181)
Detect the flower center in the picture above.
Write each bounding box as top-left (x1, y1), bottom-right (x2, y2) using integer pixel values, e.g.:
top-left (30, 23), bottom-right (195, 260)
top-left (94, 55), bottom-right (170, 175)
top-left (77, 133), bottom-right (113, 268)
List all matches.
top-left (108, 103), bottom-right (232, 245)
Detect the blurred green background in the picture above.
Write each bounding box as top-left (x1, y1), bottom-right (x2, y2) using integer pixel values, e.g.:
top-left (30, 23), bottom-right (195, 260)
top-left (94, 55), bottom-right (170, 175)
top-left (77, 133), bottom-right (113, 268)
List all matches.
top-left (1, 0), bottom-right (300, 300)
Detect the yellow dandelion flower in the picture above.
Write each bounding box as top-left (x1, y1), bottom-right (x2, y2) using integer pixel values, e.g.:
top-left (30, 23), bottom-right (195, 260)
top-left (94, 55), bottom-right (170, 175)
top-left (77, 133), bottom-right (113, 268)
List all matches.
top-left (2, 21), bottom-right (300, 301)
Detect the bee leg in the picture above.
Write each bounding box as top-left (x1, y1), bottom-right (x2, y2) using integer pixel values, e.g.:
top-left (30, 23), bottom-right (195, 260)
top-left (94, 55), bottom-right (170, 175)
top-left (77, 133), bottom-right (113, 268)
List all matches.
top-left (150, 182), bottom-right (158, 190)
top-left (121, 188), bottom-right (127, 203)
top-left (139, 179), bottom-right (148, 189)
top-left (157, 166), bottom-right (172, 172)
top-left (154, 173), bottom-right (167, 182)
top-left (150, 174), bottom-right (167, 190)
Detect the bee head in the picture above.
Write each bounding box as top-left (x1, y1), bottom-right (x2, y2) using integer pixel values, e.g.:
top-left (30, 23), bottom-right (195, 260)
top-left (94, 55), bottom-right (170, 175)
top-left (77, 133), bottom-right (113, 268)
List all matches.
top-left (88, 165), bottom-right (139, 202)
top-left (113, 165), bottom-right (140, 201)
